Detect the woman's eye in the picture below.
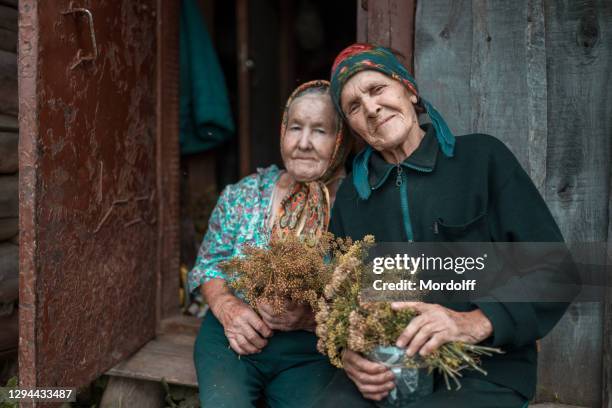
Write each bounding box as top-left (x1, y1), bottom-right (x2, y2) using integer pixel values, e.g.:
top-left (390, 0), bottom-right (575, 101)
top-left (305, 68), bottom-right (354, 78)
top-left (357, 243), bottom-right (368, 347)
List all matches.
top-left (289, 126), bottom-right (301, 131)
top-left (373, 85), bottom-right (385, 94)
top-left (348, 103), bottom-right (359, 114)
top-left (314, 128), bottom-right (326, 134)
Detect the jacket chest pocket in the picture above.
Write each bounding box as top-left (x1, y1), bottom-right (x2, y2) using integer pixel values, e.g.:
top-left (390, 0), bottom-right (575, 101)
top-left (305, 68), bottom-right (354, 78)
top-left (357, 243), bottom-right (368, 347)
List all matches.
top-left (434, 212), bottom-right (490, 242)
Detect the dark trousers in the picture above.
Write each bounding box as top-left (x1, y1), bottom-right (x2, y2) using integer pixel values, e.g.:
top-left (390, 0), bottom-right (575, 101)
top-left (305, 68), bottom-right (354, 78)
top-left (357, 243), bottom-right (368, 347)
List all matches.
top-left (193, 312), bottom-right (338, 408)
top-left (314, 370), bottom-right (529, 408)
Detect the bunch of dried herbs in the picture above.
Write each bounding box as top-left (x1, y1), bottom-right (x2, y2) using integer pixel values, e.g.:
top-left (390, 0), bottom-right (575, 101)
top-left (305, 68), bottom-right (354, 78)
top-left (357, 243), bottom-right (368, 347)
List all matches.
top-left (220, 232), bottom-right (335, 314)
top-left (315, 235), bottom-right (502, 389)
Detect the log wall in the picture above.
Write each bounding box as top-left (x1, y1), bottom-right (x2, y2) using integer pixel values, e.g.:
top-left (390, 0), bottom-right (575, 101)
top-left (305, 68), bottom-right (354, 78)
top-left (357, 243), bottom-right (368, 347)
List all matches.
top-left (415, 1), bottom-right (611, 406)
top-left (0, 0), bottom-right (18, 361)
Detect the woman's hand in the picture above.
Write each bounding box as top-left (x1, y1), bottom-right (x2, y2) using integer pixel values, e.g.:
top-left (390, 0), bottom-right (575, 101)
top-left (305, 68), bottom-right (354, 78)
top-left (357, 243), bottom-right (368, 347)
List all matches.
top-left (342, 350), bottom-right (396, 401)
top-left (216, 295), bottom-right (273, 355)
top-left (202, 279), bottom-right (273, 355)
top-left (257, 300), bottom-right (316, 332)
top-left (391, 302), bottom-right (493, 356)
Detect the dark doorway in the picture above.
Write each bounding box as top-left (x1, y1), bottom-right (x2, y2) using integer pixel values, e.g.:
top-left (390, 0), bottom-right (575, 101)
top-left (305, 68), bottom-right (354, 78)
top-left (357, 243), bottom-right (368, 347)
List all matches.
top-left (180, 0), bottom-right (356, 290)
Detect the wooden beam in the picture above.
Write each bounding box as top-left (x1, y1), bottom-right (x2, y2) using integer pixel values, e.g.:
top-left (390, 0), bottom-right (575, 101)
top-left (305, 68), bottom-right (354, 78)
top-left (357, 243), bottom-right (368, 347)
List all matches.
top-left (525, 0), bottom-right (547, 193)
top-left (279, 0), bottom-right (295, 104)
top-left (356, 0), bottom-right (368, 43)
top-left (367, 0), bottom-right (415, 73)
top-left (156, 0), bottom-right (181, 323)
top-left (236, 0), bottom-right (251, 177)
top-left (17, 0), bottom-right (40, 395)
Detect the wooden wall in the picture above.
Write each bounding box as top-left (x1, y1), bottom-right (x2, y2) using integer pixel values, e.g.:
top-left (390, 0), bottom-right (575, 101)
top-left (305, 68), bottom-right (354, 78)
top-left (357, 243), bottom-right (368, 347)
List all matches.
top-left (0, 0), bottom-right (19, 371)
top-left (415, 0), bottom-right (611, 406)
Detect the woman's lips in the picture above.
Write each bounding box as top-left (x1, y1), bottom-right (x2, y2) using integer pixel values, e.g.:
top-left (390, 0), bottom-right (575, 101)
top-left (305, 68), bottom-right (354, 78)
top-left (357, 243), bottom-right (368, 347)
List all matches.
top-left (375, 115), bottom-right (395, 132)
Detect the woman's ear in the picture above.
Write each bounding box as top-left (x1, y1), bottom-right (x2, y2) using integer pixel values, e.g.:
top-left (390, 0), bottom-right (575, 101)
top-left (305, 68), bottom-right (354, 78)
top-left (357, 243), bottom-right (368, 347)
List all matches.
top-left (409, 92), bottom-right (418, 105)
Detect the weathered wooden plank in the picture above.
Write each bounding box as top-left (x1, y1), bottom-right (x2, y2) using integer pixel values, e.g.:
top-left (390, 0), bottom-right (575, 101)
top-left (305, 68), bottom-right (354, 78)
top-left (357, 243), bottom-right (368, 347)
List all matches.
top-left (604, 155), bottom-right (612, 407)
top-left (414, 0), bottom-right (472, 136)
top-left (107, 333), bottom-right (197, 387)
top-left (17, 0), bottom-right (38, 395)
top-left (100, 377), bottom-right (165, 408)
top-left (537, 1), bottom-right (612, 406)
top-left (417, 0), bottom-right (545, 179)
top-left (0, 131), bottom-right (17, 173)
top-left (525, 0), bottom-right (548, 192)
top-left (159, 314), bottom-right (200, 336)
top-left (0, 174), bottom-right (17, 218)
top-left (470, 0), bottom-right (534, 171)
top-left (0, 50), bottom-right (17, 116)
top-left (0, 217), bottom-right (17, 241)
top-left (415, 1), bottom-right (610, 405)
top-left (0, 242), bottom-right (18, 303)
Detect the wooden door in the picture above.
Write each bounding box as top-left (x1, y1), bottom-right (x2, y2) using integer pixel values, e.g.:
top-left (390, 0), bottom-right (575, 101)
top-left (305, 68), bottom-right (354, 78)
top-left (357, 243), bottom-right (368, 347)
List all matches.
top-left (18, 0), bottom-right (179, 395)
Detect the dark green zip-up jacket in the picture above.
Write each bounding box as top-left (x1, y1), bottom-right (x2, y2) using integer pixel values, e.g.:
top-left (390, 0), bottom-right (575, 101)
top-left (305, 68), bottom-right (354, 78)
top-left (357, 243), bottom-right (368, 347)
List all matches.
top-left (329, 124), bottom-right (577, 399)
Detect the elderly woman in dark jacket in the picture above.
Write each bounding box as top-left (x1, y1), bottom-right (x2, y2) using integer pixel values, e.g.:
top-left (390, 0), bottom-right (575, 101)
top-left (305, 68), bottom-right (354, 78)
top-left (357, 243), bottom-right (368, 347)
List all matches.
top-left (316, 43), bottom-right (577, 408)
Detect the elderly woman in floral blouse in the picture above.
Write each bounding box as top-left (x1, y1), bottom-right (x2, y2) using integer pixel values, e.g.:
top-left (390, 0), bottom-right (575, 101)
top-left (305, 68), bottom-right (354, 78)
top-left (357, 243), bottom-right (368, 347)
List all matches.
top-left (188, 80), bottom-right (349, 408)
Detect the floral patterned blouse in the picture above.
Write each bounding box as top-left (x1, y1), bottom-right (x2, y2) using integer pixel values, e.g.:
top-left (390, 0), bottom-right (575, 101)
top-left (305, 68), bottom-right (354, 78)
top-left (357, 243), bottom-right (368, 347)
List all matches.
top-left (187, 165), bottom-right (282, 294)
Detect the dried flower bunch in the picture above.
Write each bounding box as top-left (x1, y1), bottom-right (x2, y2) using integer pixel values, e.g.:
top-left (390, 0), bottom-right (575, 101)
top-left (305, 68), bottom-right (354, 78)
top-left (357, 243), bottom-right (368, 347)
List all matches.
top-left (221, 232), bottom-right (335, 314)
top-left (315, 235), bottom-right (502, 389)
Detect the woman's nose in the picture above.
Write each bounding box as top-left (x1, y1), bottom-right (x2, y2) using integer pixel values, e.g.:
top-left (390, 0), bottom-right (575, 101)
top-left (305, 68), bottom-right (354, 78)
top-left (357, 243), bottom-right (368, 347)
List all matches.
top-left (363, 99), bottom-right (380, 117)
top-left (297, 130), bottom-right (312, 149)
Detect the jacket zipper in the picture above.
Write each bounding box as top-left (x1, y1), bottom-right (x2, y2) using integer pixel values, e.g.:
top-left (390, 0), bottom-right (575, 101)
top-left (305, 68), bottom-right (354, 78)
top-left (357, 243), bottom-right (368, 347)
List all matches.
top-left (396, 165), bottom-right (414, 242)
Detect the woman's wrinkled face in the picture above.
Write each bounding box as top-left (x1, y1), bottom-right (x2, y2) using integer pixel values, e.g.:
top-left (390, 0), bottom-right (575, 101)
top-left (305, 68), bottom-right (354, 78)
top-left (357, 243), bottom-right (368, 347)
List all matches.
top-left (340, 70), bottom-right (419, 152)
top-left (281, 94), bottom-right (338, 182)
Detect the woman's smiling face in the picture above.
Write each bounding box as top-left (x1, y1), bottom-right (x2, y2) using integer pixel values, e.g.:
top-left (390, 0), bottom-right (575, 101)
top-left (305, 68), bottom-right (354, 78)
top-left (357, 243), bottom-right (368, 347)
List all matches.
top-left (340, 70), bottom-right (419, 153)
top-left (281, 93), bottom-right (338, 182)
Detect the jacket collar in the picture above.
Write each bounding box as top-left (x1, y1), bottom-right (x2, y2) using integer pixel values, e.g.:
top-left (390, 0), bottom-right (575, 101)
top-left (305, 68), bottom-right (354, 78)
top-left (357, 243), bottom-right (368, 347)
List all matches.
top-left (352, 124), bottom-right (440, 199)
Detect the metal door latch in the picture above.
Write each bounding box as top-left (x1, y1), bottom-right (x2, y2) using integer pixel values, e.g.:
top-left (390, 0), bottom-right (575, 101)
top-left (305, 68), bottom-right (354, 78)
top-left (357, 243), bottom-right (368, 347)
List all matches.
top-left (62, 3), bottom-right (98, 69)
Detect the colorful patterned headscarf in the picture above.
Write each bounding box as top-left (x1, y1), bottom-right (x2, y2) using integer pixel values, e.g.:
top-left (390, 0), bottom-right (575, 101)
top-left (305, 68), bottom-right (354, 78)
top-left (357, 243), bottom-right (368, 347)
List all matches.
top-left (329, 43), bottom-right (455, 158)
top-left (272, 80), bottom-right (349, 241)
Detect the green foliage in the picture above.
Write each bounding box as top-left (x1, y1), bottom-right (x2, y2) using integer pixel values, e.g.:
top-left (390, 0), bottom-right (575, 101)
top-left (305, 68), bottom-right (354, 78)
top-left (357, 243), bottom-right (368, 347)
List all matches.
top-left (162, 379), bottom-right (200, 408)
top-left (0, 376), bottom-right (18, 408)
